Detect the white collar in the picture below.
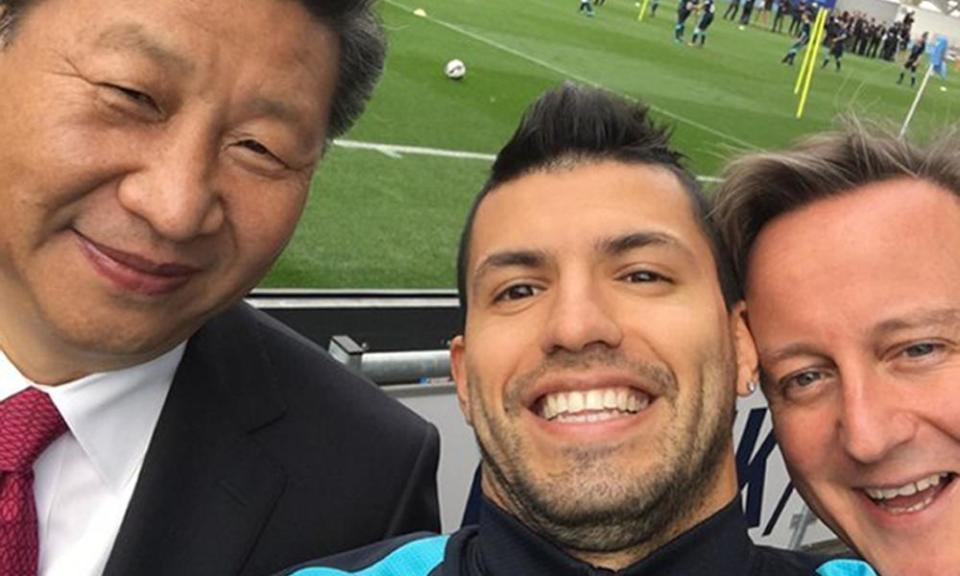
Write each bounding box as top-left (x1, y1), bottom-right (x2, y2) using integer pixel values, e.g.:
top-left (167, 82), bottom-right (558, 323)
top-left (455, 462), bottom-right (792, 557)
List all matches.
top-left (0, 345), bottom-right (185, 493)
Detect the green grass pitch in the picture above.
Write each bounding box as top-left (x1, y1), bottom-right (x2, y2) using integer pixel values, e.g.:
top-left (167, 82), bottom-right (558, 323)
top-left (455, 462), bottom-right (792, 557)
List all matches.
top-left (261, 0), bottom-right (958, 289)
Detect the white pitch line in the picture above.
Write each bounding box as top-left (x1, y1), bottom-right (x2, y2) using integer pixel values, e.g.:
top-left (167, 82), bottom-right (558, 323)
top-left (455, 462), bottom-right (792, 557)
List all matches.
top-left (335, 139), bottom-right (497, 161)
top-left (387, 0), bottom-right (759, 151)
top-left (333, 139), bottom-right (722, 182)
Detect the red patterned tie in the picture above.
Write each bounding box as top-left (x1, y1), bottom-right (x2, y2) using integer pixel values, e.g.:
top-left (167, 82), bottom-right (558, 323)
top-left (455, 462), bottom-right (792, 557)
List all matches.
top-left (0, 388), bottom-right (67, 576)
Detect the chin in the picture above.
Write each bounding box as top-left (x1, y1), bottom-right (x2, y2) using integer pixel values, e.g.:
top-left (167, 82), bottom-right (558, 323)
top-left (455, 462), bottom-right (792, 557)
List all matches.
top-left (51, 309), bottom-right (197, 361)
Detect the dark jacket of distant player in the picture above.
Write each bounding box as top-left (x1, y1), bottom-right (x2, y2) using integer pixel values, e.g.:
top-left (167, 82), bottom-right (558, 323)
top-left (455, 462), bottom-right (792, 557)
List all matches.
top-left (678, 0), bottom-right (699, 18)
top-left (906, 36), bottom-right (927, 65)
top-left (798, 15), bottom-right (812, 41)
top-left (276, 498), bottom-right (879, 576)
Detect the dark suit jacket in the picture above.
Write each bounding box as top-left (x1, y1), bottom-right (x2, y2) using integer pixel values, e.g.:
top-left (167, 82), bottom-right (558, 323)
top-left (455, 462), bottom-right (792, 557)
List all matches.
top-left (101, 303), bottom-right (441, 576)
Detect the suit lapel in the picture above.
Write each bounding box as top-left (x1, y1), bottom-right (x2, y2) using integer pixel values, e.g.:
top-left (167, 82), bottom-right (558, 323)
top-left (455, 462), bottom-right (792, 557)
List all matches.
top-left (103, 305), bottom-right (288, 576)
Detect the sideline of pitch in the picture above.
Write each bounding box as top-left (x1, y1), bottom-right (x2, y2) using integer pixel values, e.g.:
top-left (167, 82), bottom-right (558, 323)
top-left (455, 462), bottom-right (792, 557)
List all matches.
top-left (332, 139), bottom-right (723, 183)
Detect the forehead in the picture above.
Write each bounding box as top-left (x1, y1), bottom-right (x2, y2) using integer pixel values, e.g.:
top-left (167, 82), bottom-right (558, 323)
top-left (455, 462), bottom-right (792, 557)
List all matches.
top-left (747, 179), bottom-right (960, 328)
top-left (7, 0), bottom-right (336, 93)
top-left (469, 161), bottom-right (712, 269)
top-left (750, 178), bottom-right (960, 276)
top-left (15, 0), bottom-right (324, 39)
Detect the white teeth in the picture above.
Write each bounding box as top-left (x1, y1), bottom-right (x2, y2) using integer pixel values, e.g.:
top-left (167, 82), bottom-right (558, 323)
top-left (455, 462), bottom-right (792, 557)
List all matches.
top-left (898, 483), bottom-right (918, 497)
top-left (568, 392), bottom-right (584, 413)
top-left (603, 389), bottom-right (618, 409)
top-left (538, 387), bottom-right (651, 421)
top-left (585, 389), bottom-right (603, 410)
top-left (556, 411), bottom-right (620, 424)
top-left (881, 487), bottom-right (900, 500)
top-left (864, 473), bottom-right (949, 501)
top-left (887, 493), bottom-right (937, 515)
top-left (546, 394), bottom-right (557, 418)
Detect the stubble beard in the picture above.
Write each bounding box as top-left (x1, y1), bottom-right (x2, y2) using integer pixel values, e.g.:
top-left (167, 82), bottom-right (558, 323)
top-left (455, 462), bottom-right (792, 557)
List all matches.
top-left (472, 348), bottom-right (736, 559)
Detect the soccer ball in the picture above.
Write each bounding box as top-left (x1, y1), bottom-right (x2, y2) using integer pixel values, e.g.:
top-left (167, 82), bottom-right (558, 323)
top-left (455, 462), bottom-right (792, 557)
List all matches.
top-left (444, 59), bottom-right (466, 80)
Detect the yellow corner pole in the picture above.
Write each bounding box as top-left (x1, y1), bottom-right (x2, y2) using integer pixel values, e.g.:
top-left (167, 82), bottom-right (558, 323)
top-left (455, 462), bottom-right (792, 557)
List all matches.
top-left (796, 7), bottom-right (828, 118)
top-left (638, 0), bottom-right (652, 21)
top-left (794, 7), bottom-right (827, 95)
top-left (805, 8), bottom-right (828, 83)
top-left (794, 8), bottom-right (827, 94)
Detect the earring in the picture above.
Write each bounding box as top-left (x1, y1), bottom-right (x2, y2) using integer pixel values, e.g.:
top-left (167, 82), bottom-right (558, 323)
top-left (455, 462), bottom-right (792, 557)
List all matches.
top-left (746, 379), bottom-right (758, 394)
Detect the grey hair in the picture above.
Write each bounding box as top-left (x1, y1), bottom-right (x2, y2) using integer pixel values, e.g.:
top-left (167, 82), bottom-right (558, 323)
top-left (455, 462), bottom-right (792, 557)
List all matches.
top-left (712, 120), bottom-right (960, 287)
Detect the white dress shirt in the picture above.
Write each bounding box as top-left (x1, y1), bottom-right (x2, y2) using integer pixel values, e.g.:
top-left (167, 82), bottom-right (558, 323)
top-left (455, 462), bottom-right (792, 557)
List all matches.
top-left (0, 345), bottom-right (184, 576)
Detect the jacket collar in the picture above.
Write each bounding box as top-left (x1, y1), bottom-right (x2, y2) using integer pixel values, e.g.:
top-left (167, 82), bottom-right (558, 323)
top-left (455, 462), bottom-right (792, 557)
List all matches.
top-left (103, 303), bottom-right (288, 576)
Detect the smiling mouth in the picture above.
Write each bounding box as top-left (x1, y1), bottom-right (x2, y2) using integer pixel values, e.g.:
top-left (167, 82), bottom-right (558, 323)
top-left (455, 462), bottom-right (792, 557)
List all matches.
top-left (862, 472), bottom-right (956, 515)
top-left (74, 230), bottom-right (198, 296)
top-left (535, 387), bottom-right (653, 423)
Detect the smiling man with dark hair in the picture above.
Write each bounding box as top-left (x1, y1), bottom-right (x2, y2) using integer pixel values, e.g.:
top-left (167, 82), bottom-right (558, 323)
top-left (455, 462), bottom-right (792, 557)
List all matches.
top-left (0, 1), bottom-right (439, 575)
top-left (277, 84), bottom-right (873, 576)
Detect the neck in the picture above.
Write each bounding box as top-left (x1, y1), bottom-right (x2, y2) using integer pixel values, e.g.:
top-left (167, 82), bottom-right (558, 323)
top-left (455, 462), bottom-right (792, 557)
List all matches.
top-left (577, 461), bottom-right (739, 571)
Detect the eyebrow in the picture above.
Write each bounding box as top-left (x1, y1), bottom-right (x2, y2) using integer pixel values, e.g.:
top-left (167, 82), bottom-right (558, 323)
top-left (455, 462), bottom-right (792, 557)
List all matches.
top-left (871, 307), bottom-right (960, 337)
top-left (471, 250), bottom-right (547, 294)
top-left (94, 24), bottom-right (193, 75)
top-left (760, 342), bottom-right (828, 366)
top-left (249, 97), bottom-right (302, 125)
top-left (597, 231), bottom-right (693, 260)
top-left (760, 308), bottom-right (960, 365)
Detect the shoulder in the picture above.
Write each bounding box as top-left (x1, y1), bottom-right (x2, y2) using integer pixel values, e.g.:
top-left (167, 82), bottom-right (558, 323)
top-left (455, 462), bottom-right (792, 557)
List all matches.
top-left (203, 302), bottom-right (435, 434)
top-left (190, 303), bottom-right (440, 487)
top-left (277, 533), bottom-right (451, 576)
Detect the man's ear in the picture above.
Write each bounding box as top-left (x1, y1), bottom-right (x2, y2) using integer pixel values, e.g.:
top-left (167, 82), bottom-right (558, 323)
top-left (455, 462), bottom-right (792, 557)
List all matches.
top-left (450, 335), bottom-right (474, 427)
top-left (731, 301), bottom-right (760, 397)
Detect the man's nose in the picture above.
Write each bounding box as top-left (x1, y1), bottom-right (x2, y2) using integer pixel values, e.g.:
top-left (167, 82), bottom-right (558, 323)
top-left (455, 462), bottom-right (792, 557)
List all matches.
top-left (839, 367), bottom-right (917, 465)
top-left (117, 125), bottom-right (225, 243)
top-left (540, 278), bottom-right (622, 355)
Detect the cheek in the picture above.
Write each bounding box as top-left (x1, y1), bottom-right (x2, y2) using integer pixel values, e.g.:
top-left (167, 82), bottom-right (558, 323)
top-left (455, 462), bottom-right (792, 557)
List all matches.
top-left (465, 334), bottom-right (514, 405)
top-left (631, 305), bottom-right (731, 379)
top-left (469, 314), bottom-right (541, 369)
top-left (464, 319), bottom-right (543, 413)
top-left (924, 379), bottom-right (960, 441)
top-left (463, 363), bottom-right (506, 449)
top-left (228, 190), bottom-right (306, 265)
top-left (772, 407), bottom-right (834, 478)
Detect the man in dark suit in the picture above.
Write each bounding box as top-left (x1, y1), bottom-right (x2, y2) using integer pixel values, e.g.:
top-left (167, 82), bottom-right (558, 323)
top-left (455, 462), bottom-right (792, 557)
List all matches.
top-left (0, 1), bottom-right (439, 575)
